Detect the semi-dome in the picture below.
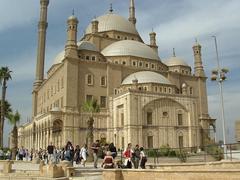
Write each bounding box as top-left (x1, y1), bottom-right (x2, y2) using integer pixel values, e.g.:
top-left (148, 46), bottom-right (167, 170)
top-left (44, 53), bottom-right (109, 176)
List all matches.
top-left (53, 41), bottom-right (97, 65)
top-left (122, 71), bottom-right (172, 85)
top-left (164, 56), bottom-right (189, 67)
top-left (77, 41), bottom-right (97, 51)
top-left (53, 50), bottom-right (65, 65)
top-left (85, 12), bottom-right (139, 35)
top-left (101, 40), bottom-right (160, 60)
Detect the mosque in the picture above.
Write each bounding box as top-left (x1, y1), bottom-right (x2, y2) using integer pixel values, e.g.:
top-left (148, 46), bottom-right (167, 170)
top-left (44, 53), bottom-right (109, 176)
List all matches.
top-left (18, 0), bottom-right (215, 150)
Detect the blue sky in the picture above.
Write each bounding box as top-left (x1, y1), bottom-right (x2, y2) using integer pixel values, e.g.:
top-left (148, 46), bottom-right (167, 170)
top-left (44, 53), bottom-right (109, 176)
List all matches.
top-left (0, 0), bottom-right (240, 146)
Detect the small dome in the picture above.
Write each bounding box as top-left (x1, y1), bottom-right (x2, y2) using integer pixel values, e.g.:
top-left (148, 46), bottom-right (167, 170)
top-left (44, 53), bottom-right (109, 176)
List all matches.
top-left (53, 51), bottom-right (65, 65)
top-left (122, 71), bottom-right (172, 85)
top-left (77, 41), bottom-right (97, 51)
top-left (85, 13), bottom-right (139, 35)
top-left (53, 41), bottom-right (97, 65)
top-left (101, 40), bottom-right (160, 60)
top-left (164, 56), bottom-right (189, 67)
top-left (68, 15), bottom-right (78, 21)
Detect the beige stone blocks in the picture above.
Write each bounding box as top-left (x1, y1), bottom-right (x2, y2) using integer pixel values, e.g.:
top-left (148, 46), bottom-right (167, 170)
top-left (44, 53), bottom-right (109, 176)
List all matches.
top-left (2, 160), bottom-right (14, 174)
top-left (103, 161), bottom-right (240, 180)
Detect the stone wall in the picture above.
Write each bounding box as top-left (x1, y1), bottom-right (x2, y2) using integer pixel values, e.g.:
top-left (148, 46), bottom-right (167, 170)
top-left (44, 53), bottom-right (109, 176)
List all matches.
top-left (103, 161), bottom-right (240, 180)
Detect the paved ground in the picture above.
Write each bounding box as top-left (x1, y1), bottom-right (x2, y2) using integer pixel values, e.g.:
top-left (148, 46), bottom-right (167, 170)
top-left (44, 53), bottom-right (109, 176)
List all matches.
top-left (0, 153), bottom-right (239, 180)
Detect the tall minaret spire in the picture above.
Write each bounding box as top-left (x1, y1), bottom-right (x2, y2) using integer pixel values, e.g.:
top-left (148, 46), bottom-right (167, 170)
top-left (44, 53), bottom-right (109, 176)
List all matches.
top-left (128, 0), bottom-right (136, 26)
top-left (193, 39), bottom-right (205, 77)
top-left (34, 0), bottom-right (49, 88)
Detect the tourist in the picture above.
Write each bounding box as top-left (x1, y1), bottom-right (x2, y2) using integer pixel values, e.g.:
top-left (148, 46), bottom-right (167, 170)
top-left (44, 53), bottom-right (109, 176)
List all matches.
top-left (60, 147), bottom-right (65, 161)
top-left (91, 139), bottom-right (100, 168)
top-left (54, 147), bottom-right (60, 163)
top-left (30, 149), bottom-right (34, 161)
top-left (74, 145), bottom-right (81, 165)
top-left (101, 151), bottom-right (115, 169)
top-left (123, 143), bottom-right (133, 168)
top-left (133, 144), bottom-right (140, 169)
top-left (139, 147), bottom-right (147, 169)
top-left (47, 142), bottom-right (54, 163)
top-left (18, 146), bottom-right (25, 160)
top-left (80, 144), bottom-right (88, 167)
top-left (25, 149), bottom-right (29, 161)
top-left (65, 141), bottom-right (74, 162)
top-left (109, 143), bottom-right (117, 159)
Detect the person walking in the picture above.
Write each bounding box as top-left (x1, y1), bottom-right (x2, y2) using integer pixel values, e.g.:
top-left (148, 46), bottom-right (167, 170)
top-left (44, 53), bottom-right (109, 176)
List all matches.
top-left (80, 144), bottom-right (88, 167)
top-left (133, 144), bottom-right (140, 169)
top-left (109, 143), bottom-right (117, 159)
top-left (74, 145), bottom-right (81, 165)
top-left (140, 147), bottom-right (147, 169)
top-left (91, 140), bottom-right (100, 168)
top-left (47, 142), bottom-right (54, 163)
top-left (123, 143), bottom-right (133, 168)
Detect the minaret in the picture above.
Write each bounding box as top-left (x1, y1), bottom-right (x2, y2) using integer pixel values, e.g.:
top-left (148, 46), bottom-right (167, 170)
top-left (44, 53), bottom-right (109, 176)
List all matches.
top-left (193, 39), bottom-right (205, 77)
top-left (91, 18), bottom-right (99, 34)
top-left (128, 0), bottom-right (136, 26)
top-left (65, 12), bottom-right (79, 58)
top-left (34, 0), bottom-right (49, 88)
top-left (149, 30), bottom-right (158, 53)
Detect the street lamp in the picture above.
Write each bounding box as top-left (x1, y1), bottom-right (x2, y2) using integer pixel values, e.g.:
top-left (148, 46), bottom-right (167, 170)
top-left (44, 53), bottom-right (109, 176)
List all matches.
top-left (211, 35), bottom-right (229, 160)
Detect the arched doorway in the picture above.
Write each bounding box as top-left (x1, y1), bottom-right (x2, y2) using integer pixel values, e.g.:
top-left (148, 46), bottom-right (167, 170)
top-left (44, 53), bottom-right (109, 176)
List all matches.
top-left (52, 119), bottom-right (63, 148)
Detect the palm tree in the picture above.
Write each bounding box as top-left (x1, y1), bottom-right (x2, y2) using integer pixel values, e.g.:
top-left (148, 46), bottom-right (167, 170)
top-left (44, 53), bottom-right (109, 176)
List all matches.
top-left (0, 66), bottom-right (12, 147)
top-left (82, 99), bottom-right (100, 161)
top-left (0, 100), bottom-right (12, 119)
top-left (7, 111), bottom-right (20, 160)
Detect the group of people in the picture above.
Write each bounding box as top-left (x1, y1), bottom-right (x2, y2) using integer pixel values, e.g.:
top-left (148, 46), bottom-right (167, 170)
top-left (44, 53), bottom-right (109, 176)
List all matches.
top-left (9, 140), bottom-right (147, 169)
top-left (122, 143), bottom-right (147, 169)
top-left (91, 140), bottom-right (147, 169)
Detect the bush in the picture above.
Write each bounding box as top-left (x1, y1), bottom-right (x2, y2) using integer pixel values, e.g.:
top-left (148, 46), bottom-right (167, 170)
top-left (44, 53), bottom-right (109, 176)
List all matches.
top-left (159, 145), bottom-right (170, 156)
top-left (176, 149), bottom-right (187, 162)
top-left (206, 145), bottom-right (223, 161)
top-left (168, 149), bottom-right (176, 157)
top-left (146, 149), bottom-right (158, 157)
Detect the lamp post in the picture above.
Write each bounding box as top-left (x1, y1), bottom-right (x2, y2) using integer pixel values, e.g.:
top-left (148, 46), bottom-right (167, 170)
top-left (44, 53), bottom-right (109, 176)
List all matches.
top-left (211, 35), bottom-right (229, 160)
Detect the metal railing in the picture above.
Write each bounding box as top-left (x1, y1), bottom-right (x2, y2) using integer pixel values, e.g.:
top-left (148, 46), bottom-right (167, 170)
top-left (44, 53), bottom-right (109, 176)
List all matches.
top-left (115, 143), bottom-right (240, 165)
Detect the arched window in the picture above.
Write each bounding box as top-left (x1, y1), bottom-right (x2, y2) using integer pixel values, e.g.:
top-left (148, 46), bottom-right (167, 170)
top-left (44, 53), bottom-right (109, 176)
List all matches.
top-left (100, 76), bottom-right (106, 86)
top-left (178, 132), bottom-right (184, 148)
top-left (52, 119), bottom-right (63, 133)
top-left (86, 74), bottom-right (94, 85)
top-left (178, 113), bottom-right (183, 126)
top-left (147, 111), bottom-right (152, 125)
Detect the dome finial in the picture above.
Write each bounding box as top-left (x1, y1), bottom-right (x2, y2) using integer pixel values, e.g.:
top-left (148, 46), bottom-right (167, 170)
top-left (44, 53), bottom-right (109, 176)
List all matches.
top-left (109, 3), bottom-right (113, 13)
top-left (195, 37), bottom-right (198, 44)
top-left (173, 48), bottom-right (176, 57)
top-left (72, 8), bottom-right (75, 16)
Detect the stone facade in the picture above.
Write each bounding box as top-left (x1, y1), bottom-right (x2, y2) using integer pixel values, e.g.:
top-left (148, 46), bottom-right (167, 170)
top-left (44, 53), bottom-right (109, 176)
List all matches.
top-left (18, 0), bottom-right (215, 150)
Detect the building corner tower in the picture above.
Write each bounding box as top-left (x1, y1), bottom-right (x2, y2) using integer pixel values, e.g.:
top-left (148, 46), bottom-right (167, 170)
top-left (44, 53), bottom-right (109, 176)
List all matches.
top-left (65, 14), bottom-right (78, 58)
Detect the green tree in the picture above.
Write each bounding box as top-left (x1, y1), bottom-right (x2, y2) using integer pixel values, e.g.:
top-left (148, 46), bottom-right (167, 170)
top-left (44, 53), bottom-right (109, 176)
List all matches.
top-left (0, 67), bottom-right (12, 147)
top-left (0, 100), bottom-right (12, 119)
top-left (82, 99), bottom-right (100, 161)
top-left (7, 111), bottom-right (20, 160)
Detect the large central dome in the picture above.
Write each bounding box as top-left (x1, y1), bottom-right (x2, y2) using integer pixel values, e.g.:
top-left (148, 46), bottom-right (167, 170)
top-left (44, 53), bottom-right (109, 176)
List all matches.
top-left (85, 12), bottom-right (139, 35)
top-left (101, 40), bottom-right (160, 60)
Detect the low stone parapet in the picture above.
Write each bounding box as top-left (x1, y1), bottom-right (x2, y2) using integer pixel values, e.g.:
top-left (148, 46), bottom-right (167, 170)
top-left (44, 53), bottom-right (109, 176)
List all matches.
top-left (103, 161), bottom-right (240, 180)
top-left (1, 160), bottom-right (14, 174)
